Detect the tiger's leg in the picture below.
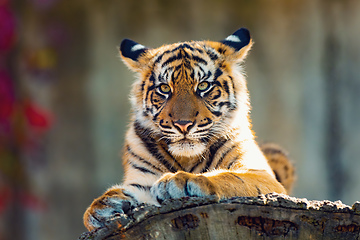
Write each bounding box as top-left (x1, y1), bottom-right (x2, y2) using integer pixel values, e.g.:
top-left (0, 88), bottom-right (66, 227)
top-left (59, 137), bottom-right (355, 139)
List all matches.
top-left (260, 143), bottom-right (296, 194)
top-left (151, 169), bottom-right (286, 203)
top-left (83, 185), bottom-right (158, 231)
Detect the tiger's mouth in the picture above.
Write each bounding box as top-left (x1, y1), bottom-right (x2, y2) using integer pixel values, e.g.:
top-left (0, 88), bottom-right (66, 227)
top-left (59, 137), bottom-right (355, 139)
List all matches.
top-left (159, 124), bottom-right (212, 149)
top-left (164, 132), bottom-right (205, 144)
top-left (167, 139), bottom-right (207, 157)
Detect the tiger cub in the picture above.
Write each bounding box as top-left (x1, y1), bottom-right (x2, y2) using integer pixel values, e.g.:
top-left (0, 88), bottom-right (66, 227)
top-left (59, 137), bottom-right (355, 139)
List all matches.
top-left (83, 28), bottom-right (295, 231)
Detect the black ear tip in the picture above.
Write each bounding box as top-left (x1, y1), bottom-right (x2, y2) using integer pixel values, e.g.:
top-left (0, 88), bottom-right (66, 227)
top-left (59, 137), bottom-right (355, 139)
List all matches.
top-left (120, 39), bottom-right (128, 50)
top-left (234, 28), bottom-right (250, 40)
top-left (120, 39), bottom-right (137, 55)
top-left (120, 38), bottom-right (147, 61)
top-left (221, 27), bottom-right (251, 51)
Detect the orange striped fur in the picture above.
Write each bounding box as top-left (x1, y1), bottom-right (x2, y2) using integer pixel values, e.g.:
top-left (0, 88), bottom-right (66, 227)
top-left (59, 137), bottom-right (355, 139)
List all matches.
top-left (83, 28), bottom-right (295, 231)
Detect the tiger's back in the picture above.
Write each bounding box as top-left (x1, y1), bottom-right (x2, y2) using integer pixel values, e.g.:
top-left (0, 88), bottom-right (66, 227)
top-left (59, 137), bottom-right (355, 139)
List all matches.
top-left (83, 28), bottom-right (295, 231)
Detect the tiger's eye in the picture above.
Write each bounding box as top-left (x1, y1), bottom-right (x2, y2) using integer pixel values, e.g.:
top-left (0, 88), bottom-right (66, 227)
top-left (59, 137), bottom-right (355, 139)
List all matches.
top-left (159, 84), bottom-right (171, 94)
top-left (197, 81), bottom-right (210, 91)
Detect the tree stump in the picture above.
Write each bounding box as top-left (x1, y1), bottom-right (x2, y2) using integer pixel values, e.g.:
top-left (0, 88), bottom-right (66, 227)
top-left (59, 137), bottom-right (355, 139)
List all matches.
top-left (78, 193), bottom-right (360, 240)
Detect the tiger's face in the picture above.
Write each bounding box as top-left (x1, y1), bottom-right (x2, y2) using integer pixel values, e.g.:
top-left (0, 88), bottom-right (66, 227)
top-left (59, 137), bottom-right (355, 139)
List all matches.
top-left (120, 29), bottom-right (253, 157)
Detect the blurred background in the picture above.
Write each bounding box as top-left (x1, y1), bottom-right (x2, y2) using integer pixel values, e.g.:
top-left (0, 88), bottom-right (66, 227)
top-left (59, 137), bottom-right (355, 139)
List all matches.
top-left (1, 0), bottom-right (360, 239)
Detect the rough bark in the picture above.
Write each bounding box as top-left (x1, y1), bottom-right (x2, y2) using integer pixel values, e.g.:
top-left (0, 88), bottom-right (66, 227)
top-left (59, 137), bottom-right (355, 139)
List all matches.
top-left (78, 193), bottom-right (360, 240)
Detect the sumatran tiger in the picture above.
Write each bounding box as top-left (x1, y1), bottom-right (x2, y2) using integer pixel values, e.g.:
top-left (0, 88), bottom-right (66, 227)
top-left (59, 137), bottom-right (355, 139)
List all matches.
top-left (83, 28), bottom-right (295, 231)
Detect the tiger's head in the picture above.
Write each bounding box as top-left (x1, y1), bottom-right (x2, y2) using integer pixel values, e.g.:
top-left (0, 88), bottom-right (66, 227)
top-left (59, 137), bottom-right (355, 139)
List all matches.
top-left (120, 28), bottom-right (253, 158)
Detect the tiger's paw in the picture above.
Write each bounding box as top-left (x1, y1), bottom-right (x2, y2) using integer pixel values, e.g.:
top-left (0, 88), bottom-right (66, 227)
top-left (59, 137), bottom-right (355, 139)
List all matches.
top-left (151, 171), bottom-right (218, 203)
top-left (83, 188), bottom-right (136, 231)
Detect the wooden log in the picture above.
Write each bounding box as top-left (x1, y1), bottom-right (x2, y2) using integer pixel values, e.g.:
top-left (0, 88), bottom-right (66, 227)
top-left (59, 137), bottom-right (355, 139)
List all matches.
top-left (78, 193), bottom-right (360, 240)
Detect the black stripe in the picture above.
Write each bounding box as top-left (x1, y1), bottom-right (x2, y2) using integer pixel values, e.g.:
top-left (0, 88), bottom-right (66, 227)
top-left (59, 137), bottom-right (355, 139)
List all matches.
top-left (127, 146), bottom-right (163, 173)
top-left (174, 64), bottom-right (182, 72)
top-left (144, 85), bottom-right (153, 110)
top-left (129, 162), bottom-right (156, 175)
top-left (203, 102), bottom-right (222, 117)
top-left (206, 49), bottom-right (219, 61)
top-left (194, 128), bottom-right (209, 134)
top-left (194, 47), bottom-right (203, 53)
top-left (171, 44), bottom-right (195, 53)
top-left (134, 121), bottom-right (178, 173)
top-left (273, 171), bottom-right (281, 183)
top-left (153, 91), bottom-right (167, 100)
top-left (147, 84), bottom-right (156, 91)
top-left (141, 82), bottom-right (145, 91)
top-left (180, 43), bottom-right (195, 51)
top-left (148, 91), bottom-right (156, 110)
top-left (223, 80), bottom-right (230, 95)
top-left (205, 70), bottom-right (212, 80)
top-left (98, 199), bottom-right (108, 207)
top-left (197, 122), bottom-right (211, 128)
top-left (162, 52), bottom-right (183, 67)
top-left (189, 160), bottom-right (204, 173)
top-left (192, 55), bottom-right (207, 65)
top-left (198, 66), bottom-right (206, 80)
top-left (190, 69), bottom-right (195, 80)
top-left (183, 58), bottom-right (191, 69)
top-left (210, 110), bottom-right (222, 117)
top-left (122, 191), bottom-right (136, 200)
top-left (218, 101), bottom-right (231, 108)
top-left (210, 90), bottom-right (222, 100)
top-left (229, 173), bottom-right (245, 183)
top-left (181, 48), bottom-right (190, 59)
top-left (256, 186), bottom-right (262, 195)
top-left (228, 76), bottom-right (236, 98)
top-left (227, 155), bottom-right (240, 169)
top-left (200, 137), bottom-right (210, 143)
top-left (154, 50), bottom-right (171, 64)
top-left (200, 138), bottom-right (228, 173)
top-left (183, 67), bottom-right (189, 79)
top-left (215, 145), bottom-right (236, 169)
top-left (172, 68), bottom-right (182, 83)
top-left (183, 178), bottom-right (193, 197)
top-left (152, 104), bottom-right (167, 121)
top-left (149, 73), bottom-right (156, 83)
top-left (129, 183), bottom-right (151, 191)
top-left (217, 47), bottom-right (226, 54)
top-left (161, 130), bottom-right (175, 135)
top-left (162, 146), bottom-right (185, 171)
top-left (212, 80), bottom-right (222, 87)
top-left (198, 118), bottom-right (212, 128)
top-left (214, 68), bottom-right (223, 81)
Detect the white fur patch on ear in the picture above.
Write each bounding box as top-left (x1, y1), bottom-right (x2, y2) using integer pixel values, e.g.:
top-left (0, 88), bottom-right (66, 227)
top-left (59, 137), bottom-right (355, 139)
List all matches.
top-left (131, 44), bottom-right (146, 52)
top-left (225, 35), bottom-right (241, 43)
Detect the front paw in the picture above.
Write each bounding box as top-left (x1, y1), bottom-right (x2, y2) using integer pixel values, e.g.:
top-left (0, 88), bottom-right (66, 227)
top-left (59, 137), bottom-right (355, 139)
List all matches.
top-left (151, 171), bottom-right (218, 203)
top-left (83, 188), bottom-right (136, 231)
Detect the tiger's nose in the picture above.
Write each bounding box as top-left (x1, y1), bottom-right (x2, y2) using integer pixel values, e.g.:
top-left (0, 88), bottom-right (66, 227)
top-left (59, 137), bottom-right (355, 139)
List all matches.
top-left (173, 120), bottom-right (194, 133)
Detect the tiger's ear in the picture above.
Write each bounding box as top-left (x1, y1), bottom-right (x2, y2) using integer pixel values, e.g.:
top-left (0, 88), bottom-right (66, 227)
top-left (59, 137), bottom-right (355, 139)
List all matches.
top-left (120, 39), bottom-right (149, 72)
top-left (220, 28), bottom-right (253, 61)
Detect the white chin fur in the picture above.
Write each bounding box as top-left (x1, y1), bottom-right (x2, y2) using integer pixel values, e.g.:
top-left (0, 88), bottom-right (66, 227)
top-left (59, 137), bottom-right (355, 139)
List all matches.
top-left (168, 141), bottom-right (206, 157)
